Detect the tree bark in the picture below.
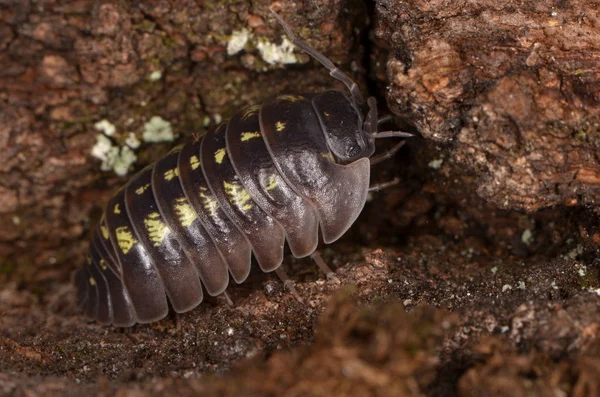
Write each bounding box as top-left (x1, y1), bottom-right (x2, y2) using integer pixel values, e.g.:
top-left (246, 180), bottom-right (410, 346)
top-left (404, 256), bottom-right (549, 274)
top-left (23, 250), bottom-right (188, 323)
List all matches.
top-left (377, 0), bottom-right (600, 212)
top-left (0, 0), bottom-right (366, 282)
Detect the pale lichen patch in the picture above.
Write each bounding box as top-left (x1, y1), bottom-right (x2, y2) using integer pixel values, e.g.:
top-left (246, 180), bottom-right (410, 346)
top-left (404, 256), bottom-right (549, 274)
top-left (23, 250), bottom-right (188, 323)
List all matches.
top-left (148, 70), bottom-right (162, 81)
top-left (91, 134), bottom-right (113, 162)
top-left (142, 116), bottom-right (176, 143)
top-left (227, 28), bottom-right (250, 56)
top-left (257, 36), bottom-right (297, 65)
top-left (125, 132), bottom-right (141, 149)
top-left (91, 132), bottom-right (137, 177)
top-left (428, 158), bottom-right (444, 169)
top-left (521, 229), bottom-right (534, 246)
top-left (94, 119), bottom-right (116, 136)
top-left (112, 146), bottom-right (137, 176)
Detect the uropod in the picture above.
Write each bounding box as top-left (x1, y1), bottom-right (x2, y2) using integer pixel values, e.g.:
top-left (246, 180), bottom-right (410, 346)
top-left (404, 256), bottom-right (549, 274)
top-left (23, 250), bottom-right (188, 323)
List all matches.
top-left (75, 9), bottom-right (412, 326)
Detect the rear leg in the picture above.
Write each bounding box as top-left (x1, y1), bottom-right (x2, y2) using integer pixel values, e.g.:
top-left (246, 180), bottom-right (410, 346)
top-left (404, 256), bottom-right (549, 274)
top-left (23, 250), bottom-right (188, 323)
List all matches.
top-left (311, 252), bottom-right (341, 284)
top-left (369, 177), bottom-right (400, 192)
top-left (275, 267), bottom-right (303, 303)
top-left (222, 290), bottom-right (234, 307)
top-left (370, 141), bottom-right (407, 166)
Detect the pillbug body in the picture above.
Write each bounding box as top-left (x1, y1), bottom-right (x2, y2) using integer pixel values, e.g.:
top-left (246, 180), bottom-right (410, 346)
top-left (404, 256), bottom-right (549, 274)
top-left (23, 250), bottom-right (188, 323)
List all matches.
top-left (75, 10), bottom-right (411, 326)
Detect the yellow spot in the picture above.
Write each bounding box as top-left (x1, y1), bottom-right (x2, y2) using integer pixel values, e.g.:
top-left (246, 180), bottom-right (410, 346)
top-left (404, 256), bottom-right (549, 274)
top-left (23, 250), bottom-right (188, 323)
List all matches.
top-left (89, 277), bottom-right (96, 286)
top-left (114, 203), bottom-right (121, 214)
top-left (164, 168), bottom-right (179, 181)
top-left (223, 181), bottom-right (253, 211)
top-left (214, 148), bottom-right (226, 164)
top-left (99, 259), bottom-right (107, 271)
top-left (135, 184), bottom-right (150, 195)
top-left (143, 212), bottom-right (170, 247)
top-left (277, 94), bottom-right (305, 103)
top-left (265, 174), bottom-right (278, 191)
top-left (199, 187), bottom-right (218, 216)
top-left (174, 197), bottom-right (197, 227)
top-left (190, 155), bottom-right (200, 170)
top-left (86, 255), bottom-right (92, 265)
top-left (242, 105), bottom-right (261, 120)
top-left (320, 152), bottom-right (335, 162)
top-left (115, 226), bottom-right (137, 255)
top-left (324, 112), bottom-right (331, 117)
top-left (275, 121), bottom-right (286, 132)
top-left (241, 131), bottom-right (260, 142)
top-left (100, 225), bottom-right (109, 239)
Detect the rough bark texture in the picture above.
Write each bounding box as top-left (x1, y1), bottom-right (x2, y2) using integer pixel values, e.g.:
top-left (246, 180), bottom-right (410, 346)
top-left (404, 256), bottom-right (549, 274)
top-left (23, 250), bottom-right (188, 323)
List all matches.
top-left (0, 0), bottom-right (365, 283)
top-left (1, 0), bottom-right (600, 396)
top-left (377, 0), bottom-right (600, 211)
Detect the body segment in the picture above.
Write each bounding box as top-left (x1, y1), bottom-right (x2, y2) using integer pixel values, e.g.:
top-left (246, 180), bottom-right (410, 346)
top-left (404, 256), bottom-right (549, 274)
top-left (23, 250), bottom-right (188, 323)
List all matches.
top-left (152, 148), bottom-right (230, 296)
top-left (201, 123), bottom-right (286, 272)
top-left (226, 107), bottom-right (319, 258)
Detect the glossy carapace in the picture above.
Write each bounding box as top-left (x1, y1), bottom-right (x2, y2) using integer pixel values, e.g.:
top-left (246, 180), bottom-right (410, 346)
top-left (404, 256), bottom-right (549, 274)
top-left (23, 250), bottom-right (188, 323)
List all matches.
top-left (75, 9), bottom-right (411, 326)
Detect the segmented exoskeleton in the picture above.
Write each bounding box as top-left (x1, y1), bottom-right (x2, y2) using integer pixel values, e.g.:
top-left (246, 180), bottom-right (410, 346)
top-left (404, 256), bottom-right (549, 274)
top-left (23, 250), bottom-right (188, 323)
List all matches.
top-left (75, 9), bottom-right (411, 326)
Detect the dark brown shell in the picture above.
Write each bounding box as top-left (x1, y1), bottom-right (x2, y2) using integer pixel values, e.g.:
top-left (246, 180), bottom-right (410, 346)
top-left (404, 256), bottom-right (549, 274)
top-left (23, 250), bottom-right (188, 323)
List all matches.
top-left (76, 90), bottom-right (374, 326)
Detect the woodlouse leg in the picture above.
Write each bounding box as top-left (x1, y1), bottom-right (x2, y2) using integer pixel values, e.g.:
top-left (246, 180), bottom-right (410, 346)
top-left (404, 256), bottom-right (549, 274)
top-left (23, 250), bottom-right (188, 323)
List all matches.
top-left (311, 252), bottom-right (341, 284)
top-left (373, 131), bottom-right (414, 139)
top-left (364, 97), bottom-right (378, 136)
top-left (275, 267), bottom-right (303, 303)
top-left (368, 178), bottom-right (400, 192)
top-left (223, 290), bottom-right (234, 307)
top-left (377, 115), bottom-right (394, 126)
top-left (270, 8), bottom-right (365, 106)
top-left (369, 141), bottom-right (407, 166)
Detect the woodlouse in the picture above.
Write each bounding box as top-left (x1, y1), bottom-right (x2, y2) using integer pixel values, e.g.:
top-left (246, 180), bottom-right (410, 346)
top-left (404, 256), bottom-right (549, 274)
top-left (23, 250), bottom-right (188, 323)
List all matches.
top-left (75, 9), bottom-right (412, 326)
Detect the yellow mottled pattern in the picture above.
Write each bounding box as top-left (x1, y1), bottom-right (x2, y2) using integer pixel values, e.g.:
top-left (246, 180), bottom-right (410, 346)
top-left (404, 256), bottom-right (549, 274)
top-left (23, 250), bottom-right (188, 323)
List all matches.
top-left (164, 168), bottom-right (179, 181)
top-left (190, 155), bottom-right (200, 170)
top-left (223, 181), bottom-right (253, 211)
top-left (277, 94), bottom-right (305, 103)
top-left (241, 131), bottom-right (260, 142)
top-left (214, 148), bottom-right (226, 164)
top-left (199, 187), bottom-right (218, 216)
top-left (135, 183), bottom-right (151, 195)
top-left (89, 277), bottom-right (96, 286)
top-left (100, 225), bottom-right (110, 239)
top-left (324, 112), bottom-right (331, 117)
top-left (114, 203), bottom-right (121, 214)
top-left (265, 174), bottom-right (278, 191)
top-left (99, 259), bottom-right (107, 271)
top-left (242, 105), bottom-right (261, 120)
top-left (115, 226), bottom-right (137, 255)
top-left (275, 121), bottom-right (286, 132)
top-left (143, 212), bottom-right (170, 247)
top-left (174, 197), bottom-right (197, 227)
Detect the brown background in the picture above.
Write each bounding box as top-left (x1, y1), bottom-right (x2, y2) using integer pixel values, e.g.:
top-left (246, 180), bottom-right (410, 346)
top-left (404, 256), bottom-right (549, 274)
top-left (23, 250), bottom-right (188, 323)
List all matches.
top-left (1, 0), bottom-right (599, 395)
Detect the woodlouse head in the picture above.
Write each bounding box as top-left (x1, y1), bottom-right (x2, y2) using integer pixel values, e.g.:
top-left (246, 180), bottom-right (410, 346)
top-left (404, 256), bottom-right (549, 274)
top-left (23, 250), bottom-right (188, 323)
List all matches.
top-left (313, 90), bottom-right (376, 163)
